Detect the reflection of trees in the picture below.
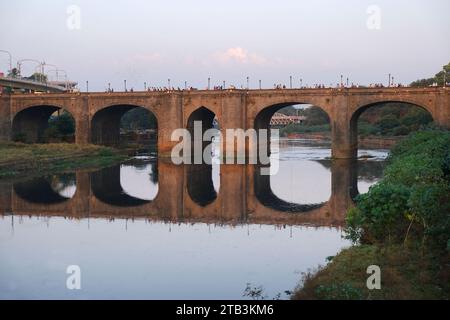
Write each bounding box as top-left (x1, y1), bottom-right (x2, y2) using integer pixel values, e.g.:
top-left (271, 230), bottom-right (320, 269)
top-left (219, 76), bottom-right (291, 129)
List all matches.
top-left (49, 173), bottom-right (76, 193)
top-left (14, 176), bottom-right (72, 204)
top-left (358, 161), bottom-right (386, 181)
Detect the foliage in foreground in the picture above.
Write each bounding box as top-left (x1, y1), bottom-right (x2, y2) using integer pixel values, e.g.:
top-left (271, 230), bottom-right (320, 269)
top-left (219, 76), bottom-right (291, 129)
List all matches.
top-left (345, 129), bottom-right (450, 251)
top-left (294, 129), bottom-right (450, 300)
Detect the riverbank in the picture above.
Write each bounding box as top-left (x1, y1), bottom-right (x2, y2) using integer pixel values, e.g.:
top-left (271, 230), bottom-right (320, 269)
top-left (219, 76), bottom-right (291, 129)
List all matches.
top-left (292, 129), bottom-right (450, 300)
top-left (0, 142), bottom-right (127, 179)
top-left (292, 244), bottom-right (449, 299)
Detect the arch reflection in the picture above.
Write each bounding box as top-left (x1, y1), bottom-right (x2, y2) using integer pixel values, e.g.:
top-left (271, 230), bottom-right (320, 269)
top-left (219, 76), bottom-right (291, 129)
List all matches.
top-left (91, 159), bottom-right (158, 207)
top-left (13, 173), bottom-right (76, 204)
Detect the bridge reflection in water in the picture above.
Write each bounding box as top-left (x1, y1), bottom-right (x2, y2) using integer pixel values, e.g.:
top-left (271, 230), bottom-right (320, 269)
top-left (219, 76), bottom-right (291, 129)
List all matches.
top-left (0, 159), bottom-right (358, 227)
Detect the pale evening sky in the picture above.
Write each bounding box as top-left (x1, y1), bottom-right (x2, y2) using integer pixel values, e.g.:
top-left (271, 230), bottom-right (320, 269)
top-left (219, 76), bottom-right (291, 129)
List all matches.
top-left (0, 0), bottom-right (449, 91)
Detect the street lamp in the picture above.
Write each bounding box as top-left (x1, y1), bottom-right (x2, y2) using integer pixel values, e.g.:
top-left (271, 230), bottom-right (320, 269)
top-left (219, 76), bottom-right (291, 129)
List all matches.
top-left (207, 77), bottom-right (211, 90)
top-left (340, 74), bottom-right (343, 87)
top-left (259, 80), bottom-right (262, 90)
top-left (300, 78), bottom-right (303, 88)
top-left (289, 75), bottom-right (292, 89)
top-left (144, 82), bottom-right (147, 91)
top-left (124, 80), bottom-right (127, 92)
top-left (185, 81), bottom-right (187, 90)
top-left (108, 83), bottom-right (111, 92)
top-left (346, 77), bottom-right (349, 87)
top-left (246, 76), bottom-right (249, 89)
top-left (0, 50), bottom-right (12, 74)
top-left (86, 81), bottom-right (89, 93)
top-left (168, 78), bottom-right (171, 89)
top-left (17, 59), bottom-right (44, 81)
top-left (388, 73), bottom-right (391, 87)
top-left (223, 80), bottom-right (225, 89)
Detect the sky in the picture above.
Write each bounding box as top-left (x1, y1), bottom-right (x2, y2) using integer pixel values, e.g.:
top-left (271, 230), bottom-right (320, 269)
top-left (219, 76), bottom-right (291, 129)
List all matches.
top-left (0, 0), bottom-right (449, 91)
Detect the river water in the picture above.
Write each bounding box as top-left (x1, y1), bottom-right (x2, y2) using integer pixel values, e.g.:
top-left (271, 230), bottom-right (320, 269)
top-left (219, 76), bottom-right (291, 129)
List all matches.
top-left (0, 139), bottom-right (388, 299)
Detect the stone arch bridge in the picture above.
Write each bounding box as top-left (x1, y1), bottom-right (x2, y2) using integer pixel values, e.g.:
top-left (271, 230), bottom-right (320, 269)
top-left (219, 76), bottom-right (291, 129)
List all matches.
top-left (0, 87), bottom-right (448, 158)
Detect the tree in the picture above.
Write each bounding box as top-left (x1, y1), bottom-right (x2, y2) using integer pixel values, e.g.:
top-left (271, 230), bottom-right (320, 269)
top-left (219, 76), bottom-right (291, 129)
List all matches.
top-left (410, 61), bottom-right (450, 87)
top-left (25, 72), bottom-right (47, 82)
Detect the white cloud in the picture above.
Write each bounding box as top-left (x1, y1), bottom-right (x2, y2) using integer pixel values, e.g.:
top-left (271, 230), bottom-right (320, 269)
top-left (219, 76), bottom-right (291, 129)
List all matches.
top-left (213, 47), bottom-right (267, 65)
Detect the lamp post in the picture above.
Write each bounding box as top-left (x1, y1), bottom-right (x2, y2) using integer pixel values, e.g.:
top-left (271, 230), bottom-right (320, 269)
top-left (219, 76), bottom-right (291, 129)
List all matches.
top-left (259, 80), bottom-right (261, 90)
top-left (86, 81), bottom-right (89, 93)
top-left (168, 78), bottom-right (171, 89)
top-left (223, 80), bottom-right (225, 89)
top-left (208, 77), bottom-right (211, 90)
top-left (185, 81), bottom-right (187, 90)
top-left (124, 80), bottom-right (127, 92)
top-left (300, 78), bottom-right (303, 88)
top-left (346, 77), bottom-right (349, 87)
top-left (289, 75), bottom-right (292, 89)
top-left (340, 74), bottom-right (343, 87)
top-left (388, 73), bottom-right (391, 87)
top-left (144, 82), bottom-right (147, 91)
top-left (108, 83), bottom-right (111, 92)
top-left (0, 50), bottom-right (12, 74)
top-left (246, 76), bottom-right (249, 89)
top-left (17, 59), bottom-right (44, 81)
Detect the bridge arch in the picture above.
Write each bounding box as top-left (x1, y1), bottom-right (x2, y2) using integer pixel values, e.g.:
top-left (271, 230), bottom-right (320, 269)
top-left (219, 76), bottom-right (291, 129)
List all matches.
top-left (91, 104), bottom-right (158, 147)
top-left (349, 100), bottom-right (435, 157)
top-left (254, 102), bottom-right (331, 131)
top-left (12, 105), bottom-right (76, 143)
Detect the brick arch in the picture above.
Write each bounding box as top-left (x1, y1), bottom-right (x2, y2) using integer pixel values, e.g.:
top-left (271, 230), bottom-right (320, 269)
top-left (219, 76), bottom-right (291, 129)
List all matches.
top-left (90, 103), bottom-right (158, 146)
top-left (347, 99), bottom-right (436, 159)
top-left (350, 98), bottom-right (435, 122)
top-left (12, 104), bottom-right (76, 143)
top-left (253, 102), bottom-right (331, 131)
top-left (184, 105), bottom-right (220, 129)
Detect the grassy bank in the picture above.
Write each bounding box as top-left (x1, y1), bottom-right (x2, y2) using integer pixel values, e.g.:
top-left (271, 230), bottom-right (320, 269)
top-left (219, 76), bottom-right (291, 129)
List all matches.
top-left (293, 129), bottom-right (450, 300)
top-left (293, 244), bottom-right (449, 300)
top-left (0, 142), bottom-right (127, 179)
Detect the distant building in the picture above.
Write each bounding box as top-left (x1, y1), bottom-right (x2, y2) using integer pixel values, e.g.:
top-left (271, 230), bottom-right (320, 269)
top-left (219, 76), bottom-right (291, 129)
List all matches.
top-left (270, 112), bottom-right (305, 126)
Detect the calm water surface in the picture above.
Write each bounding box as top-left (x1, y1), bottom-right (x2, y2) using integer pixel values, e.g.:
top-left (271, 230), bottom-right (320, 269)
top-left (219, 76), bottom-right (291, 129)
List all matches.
top-left (0, 139), bottom-right (388, 299)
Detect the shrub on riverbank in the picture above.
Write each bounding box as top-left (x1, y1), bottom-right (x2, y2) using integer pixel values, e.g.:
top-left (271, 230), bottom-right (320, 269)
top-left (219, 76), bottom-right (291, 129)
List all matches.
top-left (293, 129), bottom-right (450, 300)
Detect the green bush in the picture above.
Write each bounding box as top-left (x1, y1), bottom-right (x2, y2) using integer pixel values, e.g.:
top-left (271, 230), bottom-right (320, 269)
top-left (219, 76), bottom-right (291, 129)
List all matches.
top-left (345, 129), bottom-right (450, 251)
top-left (345, 182), bottom-right (410, 244)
